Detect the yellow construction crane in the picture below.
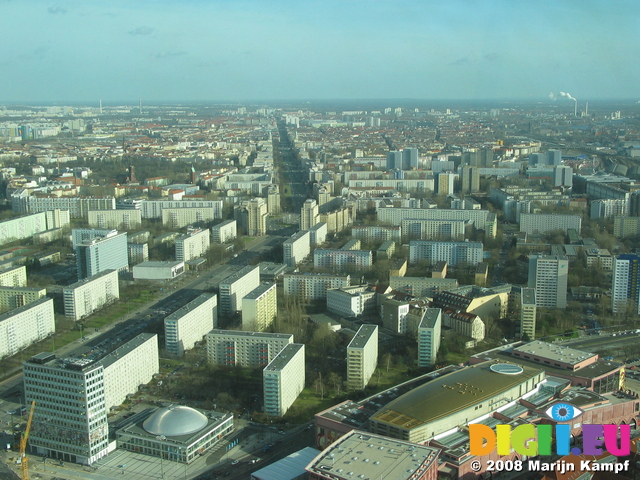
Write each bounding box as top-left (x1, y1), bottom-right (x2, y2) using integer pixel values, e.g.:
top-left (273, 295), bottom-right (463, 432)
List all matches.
top-left (19, 400), bottom-right (35, 480)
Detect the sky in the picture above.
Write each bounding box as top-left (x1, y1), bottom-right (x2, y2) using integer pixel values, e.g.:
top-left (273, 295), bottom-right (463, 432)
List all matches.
top-left (1, 0), bottom-right (639, 103)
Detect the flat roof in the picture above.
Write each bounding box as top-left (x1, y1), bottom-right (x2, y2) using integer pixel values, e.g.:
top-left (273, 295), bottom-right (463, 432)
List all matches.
top-left (0, 297), bottom-right (51, 324)
top-left (521, 287), bottom-right (536, 305)
top-left (64, 269), bottom-right (117, 290)
top-left (165, 293), bottom-right (215, 321)
top-left (306, 430), bottom-right (439, 480)
top-left (419, 308), bottom-right (441, 329)
top-left (513, 341), bottom-right (596, 365)
top-left (252, 447), bottom-right (320, 480)
top-left (135, 260), bottom-right (184, 268)
top-left (219, 265), bottom-right (259, 285)
top-left (207, 329), bottom-right (293, 341)
top-left (244, 283), bottom-right (275, 300)
top-left (347, 324), bottom-right (378, 350)
top-left (371, 362), bottom-right (543, 429)
top-left (264, 343), bottom-right (304, 371)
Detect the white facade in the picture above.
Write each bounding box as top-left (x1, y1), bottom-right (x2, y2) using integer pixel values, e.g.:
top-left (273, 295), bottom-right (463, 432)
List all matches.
top-left (351, 225), bottom-right (402, 242)
top-left (528, 255), bottom-right (568, 308)
top-left (377, 206), bottom-right (494, 233)
top-left (24, 333), bottom-right (159, 465)
top-left (409, 240), bottom-right (483, 266)
top-left (140, 200), bottom-right (223, 219)
top-left (519, 213), bottom-right (582, 235)
top-left (206, 330), bottom-right (293, 368)
top-left (242, 283), bottom-right (277, 332)
top-left (347, 324), bottom-right (378, 391)
top-left (283, 230), bottom-right (311, 267)
top-left (263, 343), bottom-right (305, 417)
top-left (314, 248), bottom-right (373, 271)
top-left (283, 273), bottom-right (350, 300)
top-left (400, 219), bottom-right (466, 240)
top-left (418, 308), bottom-right (441, 367)
top-left (309, 222), bottom-right (328, 246)
top-left (0, 286), bottom-right (46, 310)
top-left (176, 228), bottom-right (210, 262)
top-left (161, 207), bottom-right (218, 228)
top-left (63, 269), bottom-right (120, 321)
top-left (0, 211), bottom-right (70, 247)
top-left (211, 219), bottom-right (237, 243)
top-left (612, 255), bottom-right (640, 314)
top-left (164, 293), bottom-right (218, 357)
top-left (0, 265), bottom-right (27, 287)
top-left (247, 197), bottom-right (268, 236)
top-left (127, 242), bottom-right (149, 265)
top-left (133, 261), bottom-right (185, 280)
top-left (219, 265), bottom-right (260, 314)
top-left (0, 298), bottom-right (55, 358)
top-left (300, 199), bottom-right (319, 230)
top-left (12, 194), bottom-right (115, 218)
top-left (75, 230), bottom-right (129, 279)
top-left (88, 209), bottom-right (142, 229)
top-left (327, 285), bottom-right (376, 317)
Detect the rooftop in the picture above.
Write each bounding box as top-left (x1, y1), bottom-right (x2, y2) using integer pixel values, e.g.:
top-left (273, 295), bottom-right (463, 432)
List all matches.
top-left (0, 297), bottom-right (51, 324)
top-left (264, 343), bottom-right (304, 371)
top-left (347, 324), bottom-right (378, 350)
top-left (513, 341), bottom-right (596, 366)
top-left (63, 269), bottom-right (117, 290)
top-left (244, 283), bottom-right (276, 300)
top-left (207, 329), bottom-right (293, 341)
top-left (306, 431), bottom-right (439, 480)
top-left (219, 264), bottom-right (259, 285)
top-left (165, 293), bottom-right (215, 321)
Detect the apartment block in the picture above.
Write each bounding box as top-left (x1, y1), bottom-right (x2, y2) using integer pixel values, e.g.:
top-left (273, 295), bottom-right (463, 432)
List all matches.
top-left (347, 324), bottom-right (378, 391)
top-left (140, 200), bottom-right (223, 220)
top-left (409, 240), bottom-right (483, 266)
top-left (327, 285), bottom-right (376, 318)
top-left (0, 286), bottom-right (45, 310)
top-left (219, 265), bottom-right (260, 314)
top-left (0, 265), bottom-right (27, 287)
top-left (520, 287), bottom-right (537, 340)
top-left (400, 219), bottom-right (466, 241)
top-left (300, 199), bottom-right (320, 230)
top-left (206, 330), bottom-right (293, 368)
top-left (314, 248), bottom-right (372, 272)
top-left (0, 211), bottom-right (69, 247)
top-left (418, 308), bottom-right (442, 367)
top-left (211, 219), bottom-right (237, 244)
top-left (127, 242), bottom-right (149, 265)
top-left (12, 194), bottom-right (115, 218)
top-left (283, 273), bottom-right (350, 301)
top-left (519, 213), bottom-right (582, 235)
top-left (528, 255), bottom-right (568, 308)
top-left (389, 276), bottom-right (458, 297)
top-left (175, 228), bottom-right (210, 262)
top-left (0, 298), bottom-right (55, 358)
top-left (614, 216), bottom-right (640, 238)
top-left (242, 283), bottom-right (277, 332)
top-left (377, 207), bottom-right (496, 237)
top-left (24, 333), bottom-right (158, 465)
top-left (88, 209), bottom-right (142, 229)
top-left (63, 269), bottom-right (119, 321)
top-left (161, 207), bottom-right (218, 229)
top-left (247, 197), bottom-right (268, 236)
top-left (283, 230), bottom-right (311, 267)
top-left (309, 222), bottom-right (328, 246)
top-left (351, 225), bottom-right (402, 242)
top-left (612, 254), bottom-right (640, 314)
top-left (263, 343), bottom-right (305, 417)
top-left (75, 230), bottom-right (128, 279)
top-left (164, 293), bottom-right (218, 357)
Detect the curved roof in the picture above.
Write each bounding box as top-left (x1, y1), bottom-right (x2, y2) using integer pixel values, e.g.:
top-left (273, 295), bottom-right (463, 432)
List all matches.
top-left (371, 362), bottom-right (543, 430)
top-left (143, 406), bottom-right (208, 437)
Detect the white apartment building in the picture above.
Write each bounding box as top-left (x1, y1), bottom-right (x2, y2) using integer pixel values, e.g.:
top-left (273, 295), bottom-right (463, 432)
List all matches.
top-left (400, 219), bottom-right (466, 241)
top-left (88, 209), bottom-right (142, 229)
top-left (75, 230), bottom-right (129, 279)
top-left (140, 200), bottom-right (223, 219)
top-left (283, 273), bottom-right (350, 301)
top-left (133, 260), bottom-right (185, 280)
top-left (0, 286), bottom-right (45, 310)
top-left (377, 207), bottom-right (497, 238)
top-left (211, 219), bottom-right (237, 243)
top-left (379, 297), bottom-right (411, 333)
top-left (242, 283), bottom-right (277, 332)
top-left (165, 293), bottom-right (218, 357)
top-left (176, 228), bottom-right (210, 262)
top-left (247, 197), bottom-right (268, 236)
top-left (0, 265), bottom-right (27, 287)
top-left (219, 265), bottom-right (260, 314)
top-left (161, 207), bottom-right (218, 228)
top-left (612, 254), bottom-right (640, 314)
top-left (127, 242), bottom-right (149, 265)
top-left (206, 330), bottom-right (293, 368)
top-left (443, 311), bottom-right (485, 342)
top-left (519, 213), bottom-right (582, 235)
top-left (417, 308), bottom-right (442, 367)
top-left (314, 248), bottom-right (372, 271)
top-left (0, 211), bottom-right (70, 247)
top-left (347, 324), bottom-right (378, 391)
top-left (319, 207), bottom-right (352, 234)
top-left (520, 287), bottom-right (537, 340)
top-left (351, 225), bottom-right (402, 242)
top-left (24, 333), bottom-right (159, 465)
top-left (309, 222), bottom-right (328, 246)
top-left (12, 193), bottom-right (115, 218)
top-left (0, 298), bottom-right (55, 358)
top-left (283, 230), bottom-right (311, 267)
top-left (327, 285), bottom-right (376, 318)
top-left (409, 240), bottom-right (483, 266)
top-left (263, 343), bottom-right (305, 417)
top-left (63, 269), bottom-right (120, 321)
top-left (300, 199), bottom-right (319, 230)
top-left (528, 255), bottom-right (568, 308)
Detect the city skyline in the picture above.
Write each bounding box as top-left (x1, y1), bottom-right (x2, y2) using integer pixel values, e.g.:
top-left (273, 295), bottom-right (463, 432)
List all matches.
top-left (1, 0), bottom-right (639, 103)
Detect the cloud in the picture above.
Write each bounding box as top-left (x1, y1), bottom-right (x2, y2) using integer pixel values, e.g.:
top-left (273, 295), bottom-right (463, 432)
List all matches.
top-left (128, 26), bottom-right (154, 36)
top-left (155, 51), bottom-right (188, 59)
top-left (48, 5), bottom-right (67, 14)
top-left (451, 57), bottom-right (471, 66)
top-left (483, 53), bottom-right (500, 62)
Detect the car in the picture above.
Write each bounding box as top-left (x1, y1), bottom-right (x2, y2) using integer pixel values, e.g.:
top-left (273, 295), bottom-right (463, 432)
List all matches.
top-left (231, 460), bottom-right (239, 466)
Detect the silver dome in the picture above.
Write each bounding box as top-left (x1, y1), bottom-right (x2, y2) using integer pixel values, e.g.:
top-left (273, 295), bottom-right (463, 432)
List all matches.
top-left (143, 406), bottom-right (208, 437)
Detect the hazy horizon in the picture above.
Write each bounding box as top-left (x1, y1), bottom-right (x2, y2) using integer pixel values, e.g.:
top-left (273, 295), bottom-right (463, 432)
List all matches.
top-left (2, 1), bottom-right (638, 104)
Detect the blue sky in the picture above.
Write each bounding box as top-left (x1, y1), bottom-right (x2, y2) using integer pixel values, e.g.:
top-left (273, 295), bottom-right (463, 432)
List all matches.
top-left (1, 0), bottom-right (638, 103)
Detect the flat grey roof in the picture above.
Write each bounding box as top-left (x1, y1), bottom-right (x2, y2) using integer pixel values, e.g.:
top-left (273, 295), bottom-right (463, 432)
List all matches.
top-left (220, 265), bottom-right (259, 285)
top-left (419, 308), bottom-right (441, 329)
top-left (244, 283), bottom-right (275, 300)
top-left (513, 341), bottom-right (596, 365)
top-left (0, 297), bottom-right (51, 324)
top-left (165, 293), bottom-right (215, 321)
top-left (64, 269), bottom-right (117, 290)
top-left (521, 287), bottom-right (536, 305)
top-left (347, 324), bottom-right (378, 350)
top-left (264, 343), bottom-right (304, 371)
top-left (208, 329), bottom-right (293, 341)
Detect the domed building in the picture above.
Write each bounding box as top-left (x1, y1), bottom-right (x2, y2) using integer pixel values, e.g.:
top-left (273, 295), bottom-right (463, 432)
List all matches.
top-left (116, 405), bottom-right (234, 463)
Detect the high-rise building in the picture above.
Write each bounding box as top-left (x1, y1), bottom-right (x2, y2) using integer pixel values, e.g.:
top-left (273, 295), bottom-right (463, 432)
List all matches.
top-left (460, 165), bottom-right (480, 193)
top-left (23, 333), bottom-right (159, 465)
top-left (206, 330), bottom-right (293, 368)
top-left (63, 269), bottom-right (119, 321)
top-left (436, 172), bottom-right (456, 195)
top-left (175, 228), bottom-right (210, 262)
top-left (211, 219), bottom-right (237, 244)
top-left (283, 273), bottom-right (350, 301)
top-left (75, 230), bottom-right (128, 279)
top-left (0, 298), bottom-right (55, 358)
top-left (520, 287), bottom-right (537, 340)
top-left (242, 283), bottom-right (277, 332)
top-left (283, 230), bottom-right (311, 267)
top-left (612, 254), bottom-right (640, 314)
top-left (418, 308), bottom-right (442, 367)
top-left (164, 293), bottom-right (218, 357)
top-left (300, 199), bottom-right (320, 231)
top-left (218, 265), bottom-right (260, 314)
top-left (409, 240), bottom-right (483, 266)
top-left (267, 184), bottom-right (281, 215)
top-left (386, 150), bottom-right (403, 170)
top-left (403, 148), bottom-right (419, 169)
top-left (247, 198), bottom-right (268, 236)
top-left (346, 324), bottom-right (378, 390)
top-left (528, 255), bottom-right (568, 308)
top-left (263, 343), bottom-right (305, 417)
